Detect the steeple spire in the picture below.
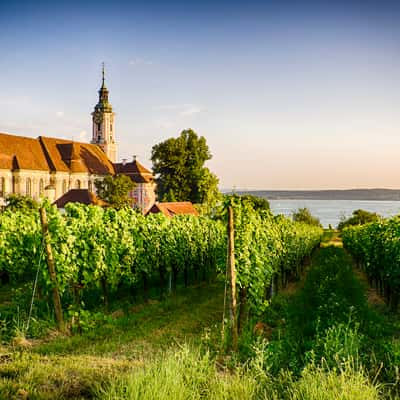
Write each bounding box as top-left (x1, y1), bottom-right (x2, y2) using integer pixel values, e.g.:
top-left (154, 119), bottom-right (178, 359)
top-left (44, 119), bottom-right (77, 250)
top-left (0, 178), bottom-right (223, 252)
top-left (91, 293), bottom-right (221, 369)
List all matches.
top-left (96, 62), bottom-right (111, 111)
top-left (101, 62), bottom-right (106, 88)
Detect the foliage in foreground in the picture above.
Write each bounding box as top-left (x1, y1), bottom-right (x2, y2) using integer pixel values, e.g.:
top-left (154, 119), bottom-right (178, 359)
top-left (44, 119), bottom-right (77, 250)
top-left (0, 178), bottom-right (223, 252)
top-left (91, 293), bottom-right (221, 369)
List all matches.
top-left (342, 216), bottom-right (400, 310)
top-left (229, 199), bottom-right (322, 317)
top-left (249, 245), bottom-right (400, 398)
top-left (96, 346), bottom-right (380, 400)
top-left (0, 344), bottom-right (381, 400)
top-left (0, 245), bottom-right (395, 399)
top-left (0, 201), bottom-right (321, 334)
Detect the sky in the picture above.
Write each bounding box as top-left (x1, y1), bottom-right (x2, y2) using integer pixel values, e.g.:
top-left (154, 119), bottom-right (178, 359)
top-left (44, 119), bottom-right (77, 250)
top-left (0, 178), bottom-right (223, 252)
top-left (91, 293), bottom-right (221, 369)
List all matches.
top-left (1, 0), bottom-right (400, 190)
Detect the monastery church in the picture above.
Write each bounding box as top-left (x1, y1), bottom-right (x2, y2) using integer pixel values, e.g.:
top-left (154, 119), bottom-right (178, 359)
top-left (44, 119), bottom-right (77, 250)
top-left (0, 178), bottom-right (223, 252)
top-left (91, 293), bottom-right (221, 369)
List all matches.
top-left (0, 68), bottom-right (156, 212)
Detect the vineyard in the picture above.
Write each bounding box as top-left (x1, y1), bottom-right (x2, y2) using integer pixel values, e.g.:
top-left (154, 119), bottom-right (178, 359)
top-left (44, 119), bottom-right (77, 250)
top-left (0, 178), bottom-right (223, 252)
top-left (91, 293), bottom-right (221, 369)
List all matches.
top-left (0, 200), bottom-right (321, 335)
top-left (342, 217), bottom-right (400, 311)
top-left (2, 202), bottom-right (400, 399)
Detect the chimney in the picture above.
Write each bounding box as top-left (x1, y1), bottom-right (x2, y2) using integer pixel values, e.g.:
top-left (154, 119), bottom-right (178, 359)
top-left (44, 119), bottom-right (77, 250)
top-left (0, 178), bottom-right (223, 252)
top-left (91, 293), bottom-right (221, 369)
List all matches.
top-left (122, 158), bottom-right (127, 166)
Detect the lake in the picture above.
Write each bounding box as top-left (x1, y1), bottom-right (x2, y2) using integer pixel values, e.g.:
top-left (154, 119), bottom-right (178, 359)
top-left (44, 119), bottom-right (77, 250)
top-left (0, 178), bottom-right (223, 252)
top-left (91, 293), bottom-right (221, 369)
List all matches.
top-left (269, 199), bottom-right (400, 228)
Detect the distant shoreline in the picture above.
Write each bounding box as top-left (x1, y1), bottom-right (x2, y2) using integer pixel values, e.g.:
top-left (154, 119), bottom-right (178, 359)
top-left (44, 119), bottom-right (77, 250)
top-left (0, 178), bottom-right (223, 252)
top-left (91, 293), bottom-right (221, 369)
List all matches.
top-left (231, 189), bottom-right (400, 201)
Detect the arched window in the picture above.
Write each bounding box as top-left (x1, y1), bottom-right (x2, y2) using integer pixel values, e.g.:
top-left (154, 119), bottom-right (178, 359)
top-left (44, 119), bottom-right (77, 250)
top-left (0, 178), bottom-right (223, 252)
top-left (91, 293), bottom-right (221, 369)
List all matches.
top-left (39, 179), bottom-right (44, 196)
top-left (88, 180), bottom-right (93, 192)
top-left (75, 180), bottom-right (81, 189)
top-left (26, 178), bottom-right (32, 197)
top-left (62, 180), bottom-right (67, 194)
top-left (0, 177), bottom-right (5, 197)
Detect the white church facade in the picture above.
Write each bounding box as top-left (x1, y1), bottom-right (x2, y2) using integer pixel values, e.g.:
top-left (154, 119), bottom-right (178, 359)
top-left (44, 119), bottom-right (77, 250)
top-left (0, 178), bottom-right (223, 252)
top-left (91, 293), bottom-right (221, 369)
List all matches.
top-left (0, 68), bottom-right (156, 213)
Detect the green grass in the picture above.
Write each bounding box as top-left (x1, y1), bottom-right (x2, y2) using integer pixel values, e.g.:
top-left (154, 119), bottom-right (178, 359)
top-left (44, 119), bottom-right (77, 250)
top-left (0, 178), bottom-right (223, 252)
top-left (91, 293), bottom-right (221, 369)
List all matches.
top-left (0, 283), bottom-right (226, 399)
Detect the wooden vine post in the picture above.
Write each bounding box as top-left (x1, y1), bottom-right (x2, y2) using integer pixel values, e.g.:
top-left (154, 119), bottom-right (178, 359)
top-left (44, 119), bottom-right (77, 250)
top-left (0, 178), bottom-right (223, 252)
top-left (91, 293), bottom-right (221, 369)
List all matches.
top-left (39, 207), bottom-right (65, 332)
top-left (228, 206), bottom-right (238, 350)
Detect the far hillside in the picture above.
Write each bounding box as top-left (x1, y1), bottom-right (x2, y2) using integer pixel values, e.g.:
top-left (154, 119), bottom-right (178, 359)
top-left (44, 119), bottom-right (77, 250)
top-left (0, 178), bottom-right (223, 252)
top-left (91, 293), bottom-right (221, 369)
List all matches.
top-left (233, 188), bottom-right (400, 201)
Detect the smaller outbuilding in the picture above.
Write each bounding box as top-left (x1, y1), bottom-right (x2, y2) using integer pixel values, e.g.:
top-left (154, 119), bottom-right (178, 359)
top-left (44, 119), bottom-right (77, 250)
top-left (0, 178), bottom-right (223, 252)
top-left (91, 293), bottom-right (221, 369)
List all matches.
top-left (53, 189), bottom-right (108, 208)
top-left (146, 202), bottom-right (199, 218)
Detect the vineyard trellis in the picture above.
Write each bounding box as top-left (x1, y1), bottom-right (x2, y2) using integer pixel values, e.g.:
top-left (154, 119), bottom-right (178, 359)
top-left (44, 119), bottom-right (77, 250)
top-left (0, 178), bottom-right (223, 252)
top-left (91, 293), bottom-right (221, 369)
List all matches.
top-left (342, 217), bottom-right (400, 311)
top-left (0, 201), bottom-right (322, 332)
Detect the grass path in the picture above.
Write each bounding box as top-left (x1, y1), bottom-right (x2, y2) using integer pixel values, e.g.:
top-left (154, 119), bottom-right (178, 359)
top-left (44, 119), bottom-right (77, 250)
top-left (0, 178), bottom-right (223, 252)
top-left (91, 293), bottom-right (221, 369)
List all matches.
top-left (0, 283), bottom-right (225, 399)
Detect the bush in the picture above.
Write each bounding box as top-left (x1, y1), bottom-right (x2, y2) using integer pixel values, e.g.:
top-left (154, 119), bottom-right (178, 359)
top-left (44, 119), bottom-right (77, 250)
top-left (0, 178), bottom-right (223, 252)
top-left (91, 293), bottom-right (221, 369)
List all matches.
top-left (292, 208), bottom-right (322, 227)
top-left (338, 209), bottom-right (380, 230)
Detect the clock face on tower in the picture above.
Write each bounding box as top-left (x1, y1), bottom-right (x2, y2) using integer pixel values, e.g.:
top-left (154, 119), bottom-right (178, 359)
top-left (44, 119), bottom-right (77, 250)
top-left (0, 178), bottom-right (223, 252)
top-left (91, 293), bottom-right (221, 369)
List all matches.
top-left (94, 113), bottom-right (103, 124)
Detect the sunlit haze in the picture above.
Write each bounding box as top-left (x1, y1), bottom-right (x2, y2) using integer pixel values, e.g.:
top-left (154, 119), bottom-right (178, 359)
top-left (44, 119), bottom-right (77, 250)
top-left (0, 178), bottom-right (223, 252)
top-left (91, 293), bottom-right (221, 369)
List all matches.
top-left (1, 0), bottom-right (399, 190)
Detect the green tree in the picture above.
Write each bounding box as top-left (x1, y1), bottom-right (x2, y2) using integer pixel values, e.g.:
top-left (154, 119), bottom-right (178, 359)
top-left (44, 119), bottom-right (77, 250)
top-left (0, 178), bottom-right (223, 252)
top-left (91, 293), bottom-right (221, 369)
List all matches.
top-left (151, 129), bottom-right (219, 204)
top-left (337, 209), bottom-right (380, 230)
top-left (4, 194), bottom-right (39, 212)
top-left (293, 207), bottom-right (322, 227)
top-left (94, 174), bottom-right (135, 209)
top-left (224, 194), bottom-right (270, 212)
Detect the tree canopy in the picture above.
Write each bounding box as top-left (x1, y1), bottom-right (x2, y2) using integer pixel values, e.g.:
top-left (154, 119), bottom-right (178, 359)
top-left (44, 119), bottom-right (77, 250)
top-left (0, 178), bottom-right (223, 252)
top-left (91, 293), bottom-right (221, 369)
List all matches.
top-left (292, 207), bottom-right (322, 227)
top-left (225, 194), bottom-right (270, 212)
top-left (337, 209), bottom-right (380, 230)
top-left (4, 194), bottom-right (39, 212)
top-left (94, 174), bottom-right (135, 209)
top-left (151, 129), bottom-right (219, 204)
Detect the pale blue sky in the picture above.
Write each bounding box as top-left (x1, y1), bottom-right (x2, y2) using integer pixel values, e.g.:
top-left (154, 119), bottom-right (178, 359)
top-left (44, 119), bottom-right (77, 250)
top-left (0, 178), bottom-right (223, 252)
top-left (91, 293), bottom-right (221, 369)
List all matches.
top-left (1, 0), bottom-right (399, 189)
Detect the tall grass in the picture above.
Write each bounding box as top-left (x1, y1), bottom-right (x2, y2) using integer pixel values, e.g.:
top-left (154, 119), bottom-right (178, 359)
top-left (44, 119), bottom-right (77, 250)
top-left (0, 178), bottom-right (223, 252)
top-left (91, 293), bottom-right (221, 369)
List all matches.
top-left (96, 345), bottom-right (381, 400)
top-left (289, 361), bottom-right (381, 400)
top-left (96, 346), bottom-right (260, 400)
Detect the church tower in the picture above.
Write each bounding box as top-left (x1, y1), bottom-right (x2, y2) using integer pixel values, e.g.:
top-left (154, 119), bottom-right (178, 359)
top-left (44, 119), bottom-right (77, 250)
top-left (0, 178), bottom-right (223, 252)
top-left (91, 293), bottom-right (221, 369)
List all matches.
top-left (91, 64), bottom-right (117, 162)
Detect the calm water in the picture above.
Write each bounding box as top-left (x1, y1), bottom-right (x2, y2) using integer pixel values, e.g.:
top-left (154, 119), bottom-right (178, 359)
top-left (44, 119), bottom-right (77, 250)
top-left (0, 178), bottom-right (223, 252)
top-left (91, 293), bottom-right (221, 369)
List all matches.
top-left (269, 199), bottom-right (400, 228)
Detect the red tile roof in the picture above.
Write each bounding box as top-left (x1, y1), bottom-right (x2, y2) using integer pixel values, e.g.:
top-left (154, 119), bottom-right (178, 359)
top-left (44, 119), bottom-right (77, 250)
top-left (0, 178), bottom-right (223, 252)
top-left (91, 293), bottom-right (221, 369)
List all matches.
top-left (39, 136), bottom-right (115, 174)
top-left (146, 202), bottom-right (199, 217)
top-left (0, 132), bottom-right (49, 171)
top-left (53, 189), bottom-right (108, 208)
top-left (114, 159), bottom-right (153, 184)
top-left (0, 132), bottom-right (115, 175)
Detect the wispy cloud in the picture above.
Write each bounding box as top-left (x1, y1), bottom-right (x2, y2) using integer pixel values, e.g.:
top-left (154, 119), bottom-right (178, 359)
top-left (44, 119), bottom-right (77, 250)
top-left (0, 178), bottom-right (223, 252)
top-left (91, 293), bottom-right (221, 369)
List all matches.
top-left (129, 57), bottom-right (153, 66)
top-left (56, 111), bottom-right (64, 117)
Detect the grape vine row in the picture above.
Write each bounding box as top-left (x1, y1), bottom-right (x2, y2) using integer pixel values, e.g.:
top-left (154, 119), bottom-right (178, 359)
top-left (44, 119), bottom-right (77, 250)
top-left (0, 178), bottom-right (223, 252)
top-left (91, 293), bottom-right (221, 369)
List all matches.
top-left (0, 202), bottom-right (321, 320)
